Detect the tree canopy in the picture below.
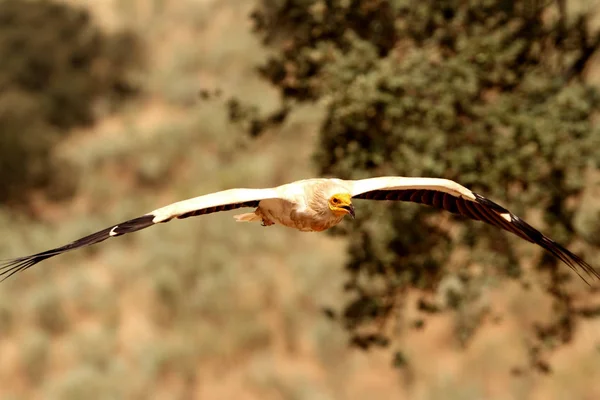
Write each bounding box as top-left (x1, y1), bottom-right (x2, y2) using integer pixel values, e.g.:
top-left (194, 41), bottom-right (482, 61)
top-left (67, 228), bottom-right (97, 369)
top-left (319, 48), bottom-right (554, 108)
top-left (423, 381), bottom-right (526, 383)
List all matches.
top-left (233, 0), bottom-right (600, 371)
top-left (0, 0), bottom-right (143, 205)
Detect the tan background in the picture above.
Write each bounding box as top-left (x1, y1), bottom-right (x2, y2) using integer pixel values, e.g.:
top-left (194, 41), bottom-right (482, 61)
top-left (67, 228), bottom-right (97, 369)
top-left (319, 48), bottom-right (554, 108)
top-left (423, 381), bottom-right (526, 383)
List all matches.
top-left (0, 1), bottom-right (599, 399)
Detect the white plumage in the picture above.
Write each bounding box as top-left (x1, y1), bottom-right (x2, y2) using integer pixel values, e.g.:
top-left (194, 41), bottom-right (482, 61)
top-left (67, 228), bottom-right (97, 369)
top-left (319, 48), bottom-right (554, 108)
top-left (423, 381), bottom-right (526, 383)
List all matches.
top-left (1, 176), bottom-right (597, 283)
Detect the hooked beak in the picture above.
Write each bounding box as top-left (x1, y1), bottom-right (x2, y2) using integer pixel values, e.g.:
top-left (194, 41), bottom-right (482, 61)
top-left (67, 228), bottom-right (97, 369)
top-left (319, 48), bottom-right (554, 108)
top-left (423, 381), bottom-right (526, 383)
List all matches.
top-left (341, 204), bottom-right (355, 219)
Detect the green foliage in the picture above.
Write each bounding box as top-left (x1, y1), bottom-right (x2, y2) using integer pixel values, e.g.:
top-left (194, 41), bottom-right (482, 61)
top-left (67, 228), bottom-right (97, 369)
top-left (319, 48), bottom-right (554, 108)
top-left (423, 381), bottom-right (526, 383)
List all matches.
top-left (573, 173), bottom-right (600, 245)
top-left (251, 0), bottom-right (398, 101)
top-left (0, 0), bottom-right (144, 205)
top-left (242, 0), bottom-right (600, 369)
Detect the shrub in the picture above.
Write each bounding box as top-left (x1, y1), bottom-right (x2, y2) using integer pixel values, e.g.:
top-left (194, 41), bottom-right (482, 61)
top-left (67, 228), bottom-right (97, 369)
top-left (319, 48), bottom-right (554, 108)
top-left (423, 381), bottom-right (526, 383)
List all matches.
top-left (234, 0), bottom-right (600, 370)
top-left (0, 0), bottom-right (144, 205)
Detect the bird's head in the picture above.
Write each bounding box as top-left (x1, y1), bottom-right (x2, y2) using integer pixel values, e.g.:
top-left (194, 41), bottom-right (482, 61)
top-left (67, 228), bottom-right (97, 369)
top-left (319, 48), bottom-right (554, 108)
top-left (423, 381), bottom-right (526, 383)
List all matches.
top-left (328, 193), bottom-right (355, 219)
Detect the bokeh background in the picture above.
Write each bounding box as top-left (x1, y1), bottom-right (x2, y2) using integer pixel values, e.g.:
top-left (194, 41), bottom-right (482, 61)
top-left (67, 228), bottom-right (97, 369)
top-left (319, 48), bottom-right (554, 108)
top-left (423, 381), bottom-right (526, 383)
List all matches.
top-left (1, 1), bottom-right (600, 399)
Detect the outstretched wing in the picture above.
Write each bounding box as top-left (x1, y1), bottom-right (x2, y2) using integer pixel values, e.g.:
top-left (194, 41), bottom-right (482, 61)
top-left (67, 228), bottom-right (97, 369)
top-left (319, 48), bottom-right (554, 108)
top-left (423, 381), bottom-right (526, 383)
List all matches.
top-left (347, 176), bottom-right (599, 283)
top-left (0, 188), bottom-right (279, 281)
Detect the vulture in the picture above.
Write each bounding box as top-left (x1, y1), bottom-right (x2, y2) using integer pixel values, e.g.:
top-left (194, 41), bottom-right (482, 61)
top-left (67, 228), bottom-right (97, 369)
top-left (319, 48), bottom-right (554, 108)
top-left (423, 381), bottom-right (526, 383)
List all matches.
top-left (1, 177), bottom-right (598, 283)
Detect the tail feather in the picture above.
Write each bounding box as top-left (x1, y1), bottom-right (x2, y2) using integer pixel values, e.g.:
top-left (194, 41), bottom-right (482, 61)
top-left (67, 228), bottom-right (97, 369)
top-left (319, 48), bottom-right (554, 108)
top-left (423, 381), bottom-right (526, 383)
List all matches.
top-left (233, 212), bottom-right (261, 222)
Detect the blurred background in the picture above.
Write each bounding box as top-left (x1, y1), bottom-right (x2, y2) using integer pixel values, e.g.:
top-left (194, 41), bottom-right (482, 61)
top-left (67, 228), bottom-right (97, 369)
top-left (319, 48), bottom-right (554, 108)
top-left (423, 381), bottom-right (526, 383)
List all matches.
top-left (1, 0), bottom-right (600, 399)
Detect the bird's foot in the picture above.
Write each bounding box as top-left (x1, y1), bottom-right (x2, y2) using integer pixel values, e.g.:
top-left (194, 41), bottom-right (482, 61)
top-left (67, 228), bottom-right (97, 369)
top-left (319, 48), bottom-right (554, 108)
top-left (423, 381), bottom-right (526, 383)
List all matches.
top-left (261, 218), bottom-right (275, 227)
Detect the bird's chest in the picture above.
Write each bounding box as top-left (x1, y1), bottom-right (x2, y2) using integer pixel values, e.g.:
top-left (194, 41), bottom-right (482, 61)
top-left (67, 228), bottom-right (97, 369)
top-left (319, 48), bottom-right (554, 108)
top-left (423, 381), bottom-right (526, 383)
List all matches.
top-left (258, 200), bottom-right (341, 232)
top-left (290, 210), bottom-right (342, 232)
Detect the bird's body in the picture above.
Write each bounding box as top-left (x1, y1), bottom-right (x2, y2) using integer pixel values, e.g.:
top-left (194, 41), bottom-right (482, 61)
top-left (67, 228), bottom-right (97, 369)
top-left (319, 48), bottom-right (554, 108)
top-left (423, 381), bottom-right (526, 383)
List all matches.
top-left (1, 176), bottom-right (598, 283)
top-left (233, 178), bottom-right (350, 231)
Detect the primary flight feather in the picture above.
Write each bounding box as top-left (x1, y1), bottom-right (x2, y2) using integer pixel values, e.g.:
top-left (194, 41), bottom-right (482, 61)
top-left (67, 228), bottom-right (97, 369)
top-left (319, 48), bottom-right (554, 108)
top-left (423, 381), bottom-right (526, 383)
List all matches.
top-left (1, 176), bottom-right (598, 283)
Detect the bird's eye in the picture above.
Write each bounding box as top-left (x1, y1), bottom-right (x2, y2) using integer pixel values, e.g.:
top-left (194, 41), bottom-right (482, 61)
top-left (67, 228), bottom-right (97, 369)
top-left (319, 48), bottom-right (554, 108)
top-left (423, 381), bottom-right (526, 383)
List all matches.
top-left (332, 198), bottom-right (339, 204)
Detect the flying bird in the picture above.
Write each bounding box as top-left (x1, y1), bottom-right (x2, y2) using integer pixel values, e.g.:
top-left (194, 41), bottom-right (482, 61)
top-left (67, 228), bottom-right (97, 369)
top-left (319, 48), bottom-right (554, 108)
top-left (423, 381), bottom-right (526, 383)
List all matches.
top-left (1, 177), bottom-right (598, 283)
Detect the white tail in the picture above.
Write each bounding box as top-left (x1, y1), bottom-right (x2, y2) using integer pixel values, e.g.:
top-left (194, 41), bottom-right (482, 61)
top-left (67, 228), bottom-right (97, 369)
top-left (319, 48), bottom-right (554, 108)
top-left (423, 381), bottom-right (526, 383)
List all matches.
top-left (233, 212), bottom-right (261, 223)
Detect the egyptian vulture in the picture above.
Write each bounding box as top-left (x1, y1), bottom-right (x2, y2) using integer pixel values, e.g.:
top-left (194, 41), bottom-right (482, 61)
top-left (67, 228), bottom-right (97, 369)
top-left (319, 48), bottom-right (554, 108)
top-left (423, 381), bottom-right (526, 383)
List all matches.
top-left (1, 177), bottom-right (598, 283)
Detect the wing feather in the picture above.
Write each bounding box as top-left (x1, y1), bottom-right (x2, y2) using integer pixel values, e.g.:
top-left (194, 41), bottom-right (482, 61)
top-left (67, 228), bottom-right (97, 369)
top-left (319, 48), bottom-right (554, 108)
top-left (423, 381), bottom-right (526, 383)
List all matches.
top-left (149, 188), bottom-right (279, 222)
top-left (349, 177), bottom-right (477, 200)
top-left (347, 176), bottom-right (599, 283)
top-left (0, 187), bottom-right (279, 281)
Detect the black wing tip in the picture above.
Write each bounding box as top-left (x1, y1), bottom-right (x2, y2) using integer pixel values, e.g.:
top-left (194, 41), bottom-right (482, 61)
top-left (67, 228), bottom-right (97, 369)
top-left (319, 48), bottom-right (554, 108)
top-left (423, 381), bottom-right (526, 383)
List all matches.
top-left (0, 255), bottom-right (50, 282)
top-left (0, 214), bottom-right (157, 282)
top-left (110, 214), bottom-right (155, 236)
top-left (473, 193), bottom-right (510, 213)
top-left (473, 192), bottom-right (600, 283)
top-left (508, 215), bottom-right (600, 283)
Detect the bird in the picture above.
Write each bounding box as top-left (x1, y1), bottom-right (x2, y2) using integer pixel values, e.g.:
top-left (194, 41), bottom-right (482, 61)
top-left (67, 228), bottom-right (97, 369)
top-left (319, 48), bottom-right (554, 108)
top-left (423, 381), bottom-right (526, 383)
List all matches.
top-left (1, 176), bottom-right (598, 283)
